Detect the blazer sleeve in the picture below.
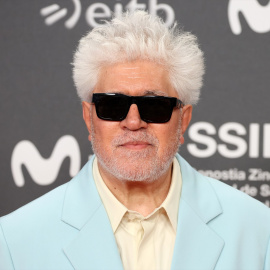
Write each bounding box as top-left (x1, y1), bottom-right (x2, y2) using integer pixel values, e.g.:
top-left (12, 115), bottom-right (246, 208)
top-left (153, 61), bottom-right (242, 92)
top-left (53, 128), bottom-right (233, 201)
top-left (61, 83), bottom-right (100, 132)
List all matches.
top-left (0, 223), bottom-right (14, 270)
top-left (265, 234), bottom-right (270, 270)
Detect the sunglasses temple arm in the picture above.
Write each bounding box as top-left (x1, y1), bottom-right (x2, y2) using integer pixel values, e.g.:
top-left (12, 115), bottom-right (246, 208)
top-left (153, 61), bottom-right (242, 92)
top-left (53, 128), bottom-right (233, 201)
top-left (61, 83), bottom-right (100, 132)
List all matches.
top-left (176, 100), bottom-right (184, 109)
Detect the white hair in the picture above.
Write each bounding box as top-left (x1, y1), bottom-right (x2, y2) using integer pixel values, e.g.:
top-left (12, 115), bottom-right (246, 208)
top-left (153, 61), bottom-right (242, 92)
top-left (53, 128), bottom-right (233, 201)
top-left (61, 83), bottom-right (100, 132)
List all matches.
top-left (72, 11), bottom-right (205, 105)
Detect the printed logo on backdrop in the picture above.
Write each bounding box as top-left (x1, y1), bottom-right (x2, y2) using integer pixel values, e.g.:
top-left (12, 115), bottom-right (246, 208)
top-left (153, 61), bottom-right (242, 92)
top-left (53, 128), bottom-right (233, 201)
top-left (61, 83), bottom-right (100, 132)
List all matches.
top-left (188, 122), bottom-right (270, 159)
top-left (11, 135), bottom-right (81, 187)
top-left (188, 121), bottom-right (270, 207)
top-left (228, 0), bottom-right (270, 34)
top-left (40, 0), bottom-right (175, 29)
top-left (40, 0), bottom-right (81, 29)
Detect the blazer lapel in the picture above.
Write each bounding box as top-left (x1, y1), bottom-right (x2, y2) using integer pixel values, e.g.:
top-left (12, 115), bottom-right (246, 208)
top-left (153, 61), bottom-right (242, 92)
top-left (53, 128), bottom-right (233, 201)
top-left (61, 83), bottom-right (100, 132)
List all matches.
top-left (61, 156), bottom-right (124, 270)
top-left (63, 205), bottom-right (123, 270)
top-left (171, 155), bottom-right (225, 270)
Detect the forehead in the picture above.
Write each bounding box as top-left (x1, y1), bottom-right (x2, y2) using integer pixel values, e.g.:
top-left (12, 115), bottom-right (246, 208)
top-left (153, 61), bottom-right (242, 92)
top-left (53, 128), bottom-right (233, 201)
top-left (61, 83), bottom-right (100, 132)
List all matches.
top-left (94, 60), bottom-right (178, 97)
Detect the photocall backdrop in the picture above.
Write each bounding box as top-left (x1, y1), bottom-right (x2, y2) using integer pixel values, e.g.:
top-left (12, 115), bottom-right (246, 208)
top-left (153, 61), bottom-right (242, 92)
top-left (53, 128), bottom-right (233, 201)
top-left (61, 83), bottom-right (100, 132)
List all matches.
top-left (1, 0), bottom-right (270, 216)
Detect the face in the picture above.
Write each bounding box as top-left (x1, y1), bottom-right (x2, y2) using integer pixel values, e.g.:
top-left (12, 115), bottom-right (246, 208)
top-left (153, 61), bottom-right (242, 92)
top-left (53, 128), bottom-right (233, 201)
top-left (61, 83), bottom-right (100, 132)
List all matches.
top-left (83, 60), bottom-right (192, 182)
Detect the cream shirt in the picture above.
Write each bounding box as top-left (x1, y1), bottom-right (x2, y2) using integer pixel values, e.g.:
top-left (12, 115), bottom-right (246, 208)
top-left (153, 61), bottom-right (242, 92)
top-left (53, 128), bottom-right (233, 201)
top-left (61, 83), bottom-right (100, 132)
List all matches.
top-left (93, 157), bottom-right (182, 270)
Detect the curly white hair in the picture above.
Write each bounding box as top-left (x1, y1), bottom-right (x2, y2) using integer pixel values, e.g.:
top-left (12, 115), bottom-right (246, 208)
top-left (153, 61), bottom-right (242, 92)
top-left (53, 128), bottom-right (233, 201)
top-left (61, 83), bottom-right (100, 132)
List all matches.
top-left (73, 10), bottom-right (204, 104)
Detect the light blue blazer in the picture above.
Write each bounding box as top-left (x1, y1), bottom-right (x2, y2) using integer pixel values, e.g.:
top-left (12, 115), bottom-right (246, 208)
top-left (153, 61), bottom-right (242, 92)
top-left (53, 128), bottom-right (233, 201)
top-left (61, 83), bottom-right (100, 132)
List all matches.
top-left (1, 154), bottom-right (270, 270)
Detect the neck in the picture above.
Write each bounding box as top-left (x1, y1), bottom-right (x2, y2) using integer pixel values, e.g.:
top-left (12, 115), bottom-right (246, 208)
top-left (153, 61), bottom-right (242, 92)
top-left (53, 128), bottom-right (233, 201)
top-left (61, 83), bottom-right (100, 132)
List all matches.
top-left (97, 162), bottom-right (173, 217)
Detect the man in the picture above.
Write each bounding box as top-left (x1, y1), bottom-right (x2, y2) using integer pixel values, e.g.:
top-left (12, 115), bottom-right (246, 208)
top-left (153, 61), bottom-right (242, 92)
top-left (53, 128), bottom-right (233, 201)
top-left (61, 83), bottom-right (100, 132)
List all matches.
top-left (1, 11), bottom-right (270, 270)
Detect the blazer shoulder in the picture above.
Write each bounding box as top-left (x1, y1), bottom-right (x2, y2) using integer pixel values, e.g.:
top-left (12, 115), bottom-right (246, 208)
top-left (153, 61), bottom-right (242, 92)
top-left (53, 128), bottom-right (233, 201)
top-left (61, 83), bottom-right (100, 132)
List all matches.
top-left (0, 183), bottom-right (68, 229)
top-left (206, 175), bottom-right (270, 220)
top-left (0, 158), bottom-right (96, 235)
top-left (177, 153), bottom-right (270, 225)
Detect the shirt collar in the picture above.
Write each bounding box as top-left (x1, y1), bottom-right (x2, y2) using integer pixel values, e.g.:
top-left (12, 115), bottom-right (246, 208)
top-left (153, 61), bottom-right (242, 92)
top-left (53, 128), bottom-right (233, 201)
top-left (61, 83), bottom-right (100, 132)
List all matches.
top-left (92, 156), bottom-right (182, 233)
top-left (93, 158), bottom-right (127, 232)
top-left (161, 157), bottom-right (182, 232)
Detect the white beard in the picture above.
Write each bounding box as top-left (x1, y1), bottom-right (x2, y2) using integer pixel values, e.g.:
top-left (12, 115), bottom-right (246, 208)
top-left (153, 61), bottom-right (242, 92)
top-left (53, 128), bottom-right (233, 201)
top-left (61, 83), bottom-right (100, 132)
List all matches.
top-left (91, 122), bottom-right (182, 183)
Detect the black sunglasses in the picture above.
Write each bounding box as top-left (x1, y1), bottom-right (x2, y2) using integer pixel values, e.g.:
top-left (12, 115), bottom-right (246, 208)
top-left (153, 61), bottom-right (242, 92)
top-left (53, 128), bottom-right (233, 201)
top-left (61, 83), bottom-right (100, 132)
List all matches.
top-left (91, 93), bottom-right (183, 123)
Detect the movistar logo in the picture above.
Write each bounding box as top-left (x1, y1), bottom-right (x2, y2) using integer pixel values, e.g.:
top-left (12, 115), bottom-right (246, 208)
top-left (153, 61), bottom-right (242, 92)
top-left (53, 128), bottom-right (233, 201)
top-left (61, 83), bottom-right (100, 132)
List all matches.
top-left (11, 135), bottom-right (81, 187)
top-left (228, 0), bottom-right (270, 35)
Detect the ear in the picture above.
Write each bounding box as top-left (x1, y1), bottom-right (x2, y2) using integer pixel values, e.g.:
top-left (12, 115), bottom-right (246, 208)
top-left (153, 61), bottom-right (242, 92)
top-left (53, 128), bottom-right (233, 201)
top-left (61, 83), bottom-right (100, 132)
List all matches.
top-left (82, 101), bottom-right (92, 141)
top-left (180, 105), bottom-right (193, 144)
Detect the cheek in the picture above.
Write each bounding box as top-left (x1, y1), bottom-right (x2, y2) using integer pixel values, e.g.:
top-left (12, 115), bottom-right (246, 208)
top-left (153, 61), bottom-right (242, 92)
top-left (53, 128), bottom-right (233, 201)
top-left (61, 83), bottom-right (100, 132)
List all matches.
top-left (93, 122), bottom-right (119, 146)
top-left (153, 120), bottom-right (181, 151)
top-left (154, 115), bottom-right (181, 138)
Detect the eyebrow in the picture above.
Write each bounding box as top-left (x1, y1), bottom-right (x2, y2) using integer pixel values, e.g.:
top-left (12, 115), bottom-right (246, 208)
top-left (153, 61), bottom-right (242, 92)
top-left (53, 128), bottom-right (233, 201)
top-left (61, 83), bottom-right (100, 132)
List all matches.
top-left (143, 90), bottom-right (169, 96)
top-left (99, 90), bottom-right (169, 97)
top-left (106, 90), bottom-right (168, 97)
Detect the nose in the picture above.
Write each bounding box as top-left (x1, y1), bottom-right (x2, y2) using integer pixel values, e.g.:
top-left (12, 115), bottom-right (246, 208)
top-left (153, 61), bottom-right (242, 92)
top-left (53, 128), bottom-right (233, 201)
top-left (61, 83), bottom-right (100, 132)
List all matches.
top-left (120, 104), bottom-right (147, 130)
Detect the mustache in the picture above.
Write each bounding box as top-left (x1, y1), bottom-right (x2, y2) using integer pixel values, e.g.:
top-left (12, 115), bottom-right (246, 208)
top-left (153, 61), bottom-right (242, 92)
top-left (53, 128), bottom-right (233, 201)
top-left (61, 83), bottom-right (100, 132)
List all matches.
top-left (112, 131), bottom-right (159, 146)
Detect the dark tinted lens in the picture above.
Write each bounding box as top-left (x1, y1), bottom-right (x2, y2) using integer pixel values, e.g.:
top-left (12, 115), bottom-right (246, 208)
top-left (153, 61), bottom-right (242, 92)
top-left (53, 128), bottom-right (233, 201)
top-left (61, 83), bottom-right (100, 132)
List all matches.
top-left (93, 94), bottom-right (179, 123)
top-left (138, 97), bottom-right (174, 123)
top-left (95, 95), bottom-right (129, 120)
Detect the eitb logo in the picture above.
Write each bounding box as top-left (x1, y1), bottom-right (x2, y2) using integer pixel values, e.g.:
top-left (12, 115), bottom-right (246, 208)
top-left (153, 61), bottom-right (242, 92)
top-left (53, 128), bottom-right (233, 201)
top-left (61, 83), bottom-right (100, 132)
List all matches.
top-left (40, 0), bottom-right (175, 29)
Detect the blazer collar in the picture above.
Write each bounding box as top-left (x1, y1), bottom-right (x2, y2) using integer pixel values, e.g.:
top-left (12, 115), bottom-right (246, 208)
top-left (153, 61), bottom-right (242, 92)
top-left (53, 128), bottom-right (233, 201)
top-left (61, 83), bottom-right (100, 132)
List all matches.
top-left (61, 155), bottom-right (101, 230)
top-left (171, 154), bottom-right (224, 270)
top-left (62, 155), bottom-right (124, 270)
top-left (177, 154), bottom-right (223, 224)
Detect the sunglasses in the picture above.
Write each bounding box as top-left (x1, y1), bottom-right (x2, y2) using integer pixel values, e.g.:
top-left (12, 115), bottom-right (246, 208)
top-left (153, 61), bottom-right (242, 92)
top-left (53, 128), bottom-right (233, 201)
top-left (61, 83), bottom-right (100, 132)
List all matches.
top-left (91, 93), bottom-right (183, 123)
